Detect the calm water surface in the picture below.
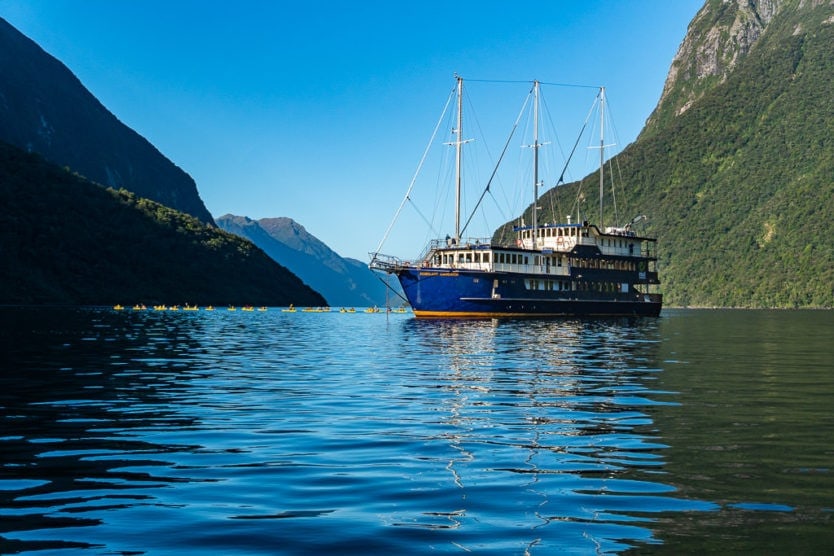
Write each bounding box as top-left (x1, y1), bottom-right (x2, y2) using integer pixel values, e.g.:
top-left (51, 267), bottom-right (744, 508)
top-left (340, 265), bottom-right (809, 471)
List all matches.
top-left (1, 307), bottom-right (832, 554)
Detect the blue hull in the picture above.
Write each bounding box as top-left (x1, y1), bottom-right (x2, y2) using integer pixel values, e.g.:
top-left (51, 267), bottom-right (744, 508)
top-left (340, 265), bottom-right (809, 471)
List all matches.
top-left (397, 268), bottom-right (661, 318)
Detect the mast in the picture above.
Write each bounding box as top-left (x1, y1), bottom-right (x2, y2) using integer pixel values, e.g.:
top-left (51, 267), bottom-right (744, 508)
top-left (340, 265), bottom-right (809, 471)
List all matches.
top-left (599, 86), bottom-right (605, 229)
top-left (454, 75), bottom-right (463, 243)
top-left (532, 80), bottom-right (540, 249)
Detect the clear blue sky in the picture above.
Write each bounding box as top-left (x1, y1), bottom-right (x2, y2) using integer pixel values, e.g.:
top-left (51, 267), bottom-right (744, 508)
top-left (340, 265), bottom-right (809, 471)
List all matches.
top-left (1, 0), bottom-right (702, 261)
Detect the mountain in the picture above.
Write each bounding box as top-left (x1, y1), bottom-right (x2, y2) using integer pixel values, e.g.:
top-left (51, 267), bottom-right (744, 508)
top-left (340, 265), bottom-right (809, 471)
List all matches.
top-left (0, 141), bottom-right (326, 307)
top-left (216, 215), bottom-right (394, 307)
top-left (499, 0), bottom-right (834, 308)
top-left (643, 0), bottom-right (785, 135)
top-left (0, 17), bottom-right (214, 224)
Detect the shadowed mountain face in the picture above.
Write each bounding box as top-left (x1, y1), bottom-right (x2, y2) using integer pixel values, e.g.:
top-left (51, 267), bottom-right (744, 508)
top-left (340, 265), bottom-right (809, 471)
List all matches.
top-left (217, 215), bottom-right (397, 307)
top-left (0, 141), bottom-right (326, 306)
top-left (0, 17), bottom-right (214, 224)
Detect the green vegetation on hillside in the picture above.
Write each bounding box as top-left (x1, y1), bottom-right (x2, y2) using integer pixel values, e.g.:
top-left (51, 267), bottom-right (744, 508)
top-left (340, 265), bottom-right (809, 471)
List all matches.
top-left (0, 142), bottom-right (326, 306)
top-left (498, 2), bottom-right (833, 308)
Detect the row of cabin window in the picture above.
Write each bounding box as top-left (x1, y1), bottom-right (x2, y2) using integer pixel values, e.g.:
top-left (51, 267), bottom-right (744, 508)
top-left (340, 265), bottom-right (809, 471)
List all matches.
top-left (437, 252), bottom-right (531, 265)
top-left (520, 228), bottom-right (589, 239)
top-left (437, 252), bottom-right (639, 271)
top-left (570, 258), bottom-right (637, 271)
top-left (520, 228), bottom-right (635, 250)
top-left (531, 256), bottom-right (636, 270)
top-left (524, 279), bottom-right (628, 293)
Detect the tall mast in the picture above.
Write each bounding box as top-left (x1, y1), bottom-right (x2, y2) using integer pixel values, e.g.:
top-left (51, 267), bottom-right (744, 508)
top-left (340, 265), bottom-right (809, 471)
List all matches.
top-left (454, 75), bottom-right (463, 243)
top-left (599, 86), bottom-right (605, 229)
top-left (532, 80), bottom-right (540, 249)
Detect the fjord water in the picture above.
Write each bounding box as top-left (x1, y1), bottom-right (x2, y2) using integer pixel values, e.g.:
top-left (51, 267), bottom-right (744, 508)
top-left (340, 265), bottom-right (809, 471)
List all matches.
top-left (1, 308), bottom-right (832, 554)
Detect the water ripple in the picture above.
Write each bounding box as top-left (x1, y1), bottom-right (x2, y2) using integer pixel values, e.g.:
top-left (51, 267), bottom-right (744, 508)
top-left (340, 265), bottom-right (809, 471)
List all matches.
top-left (9, 308), bottom-right (828, 554)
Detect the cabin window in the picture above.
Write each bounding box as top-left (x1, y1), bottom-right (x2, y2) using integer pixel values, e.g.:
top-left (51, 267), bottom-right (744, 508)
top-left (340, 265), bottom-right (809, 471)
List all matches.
top-left (484, 253), bottom-right (490, 263)
top-left (466, 253), bottom-right (472, 263)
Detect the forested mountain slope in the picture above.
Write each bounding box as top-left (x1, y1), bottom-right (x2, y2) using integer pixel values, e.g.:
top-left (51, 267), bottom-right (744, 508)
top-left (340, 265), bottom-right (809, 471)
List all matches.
top-left (0, 142), bottom-right (325, 307)
top-left (500, 0), bottom-right (833, 307)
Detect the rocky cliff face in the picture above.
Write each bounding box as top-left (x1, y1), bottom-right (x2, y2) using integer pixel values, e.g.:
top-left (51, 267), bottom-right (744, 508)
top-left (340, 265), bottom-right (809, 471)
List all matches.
top-left (0, 17), bottom-right (214, 224)
top-left (644, 0), bottom-right (795, 133)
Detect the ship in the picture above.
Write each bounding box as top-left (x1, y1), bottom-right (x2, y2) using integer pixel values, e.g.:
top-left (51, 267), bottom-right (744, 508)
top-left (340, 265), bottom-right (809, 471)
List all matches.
top-left (370, 77), bottom-right (662, 318)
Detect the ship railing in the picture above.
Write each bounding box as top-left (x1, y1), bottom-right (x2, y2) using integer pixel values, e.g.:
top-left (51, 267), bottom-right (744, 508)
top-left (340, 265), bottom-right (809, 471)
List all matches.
top-left (429, 236), bottom-right (493, 249)
top-left (417, 236), bottom-right (494, 260)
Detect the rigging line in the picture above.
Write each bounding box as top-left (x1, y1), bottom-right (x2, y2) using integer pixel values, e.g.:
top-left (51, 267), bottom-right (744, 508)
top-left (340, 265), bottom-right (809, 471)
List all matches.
top-left (373, 272), bottom-right (409, 304)
top-left (538, 81), bottom-right (601, 90)
top-left (603, 98), bottom-right (625, 225)
top-left (409, 199), bottom-right (438, 238)
top-left (464, 78), bottom-right (601, 90)
top-left (463, 78), bottom-right (532, 84)
top-left (373, 85), bottom-right (456, 256)
top-left (606, 157), bottom-right (618, 225)
top-left (460, 87), bottom-right (533, 237)
top-left (554, 92), bottom-right (599, 187)
top-left (485, 188), bottom-right (511, 224)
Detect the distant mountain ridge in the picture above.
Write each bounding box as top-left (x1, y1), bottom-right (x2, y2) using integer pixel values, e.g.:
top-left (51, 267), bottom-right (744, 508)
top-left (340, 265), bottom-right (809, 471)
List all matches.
top-left (217, 215), bottom-right (394, 307)
top-left (0, 16), bottom-right (214, 224)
